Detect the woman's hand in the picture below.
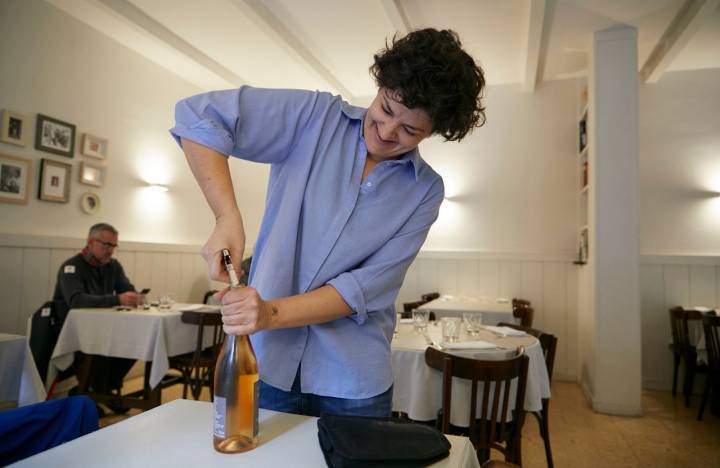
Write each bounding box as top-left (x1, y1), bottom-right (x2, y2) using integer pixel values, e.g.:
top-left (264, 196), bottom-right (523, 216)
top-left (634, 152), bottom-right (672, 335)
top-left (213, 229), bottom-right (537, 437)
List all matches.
top-left (201, 211), bottom-right (245, 283)
top-left (216, 286), bottom-right (273, 335)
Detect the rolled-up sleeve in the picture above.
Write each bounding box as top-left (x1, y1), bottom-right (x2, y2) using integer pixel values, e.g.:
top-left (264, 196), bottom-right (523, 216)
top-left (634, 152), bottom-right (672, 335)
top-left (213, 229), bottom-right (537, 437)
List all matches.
top-left (169, 86), bottom-right (319, 164)
top-left (328, 178), bottom-right (444, 324)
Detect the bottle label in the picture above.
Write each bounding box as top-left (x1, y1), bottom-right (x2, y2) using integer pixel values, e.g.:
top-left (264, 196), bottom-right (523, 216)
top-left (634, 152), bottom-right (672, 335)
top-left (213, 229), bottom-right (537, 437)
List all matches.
top-left (213, 396), bottom-right (226, 438)
top-left (253, 381), bottom-right (259, 437)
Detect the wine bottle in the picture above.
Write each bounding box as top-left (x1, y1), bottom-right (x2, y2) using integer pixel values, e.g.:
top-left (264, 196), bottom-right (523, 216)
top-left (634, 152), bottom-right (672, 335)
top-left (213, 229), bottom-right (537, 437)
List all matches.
top-left (213, 333), bottom-right (259, 453)
top-left (213, 248), bottom-right (259, 453)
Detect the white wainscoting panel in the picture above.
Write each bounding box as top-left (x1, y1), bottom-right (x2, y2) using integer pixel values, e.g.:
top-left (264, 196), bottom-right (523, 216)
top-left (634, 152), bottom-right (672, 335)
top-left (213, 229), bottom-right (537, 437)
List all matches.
top-left (0, 233), bottom-right (216, 336)
top-left (397, 251), bottom-right (580, 382)
top-left (641, 255), bottom-right (720, 391)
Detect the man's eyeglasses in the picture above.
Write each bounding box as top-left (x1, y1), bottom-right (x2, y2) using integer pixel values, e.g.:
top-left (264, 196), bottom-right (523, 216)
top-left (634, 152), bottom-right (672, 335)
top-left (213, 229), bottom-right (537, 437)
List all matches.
top-left (93, 238), bottom-right (118, 249)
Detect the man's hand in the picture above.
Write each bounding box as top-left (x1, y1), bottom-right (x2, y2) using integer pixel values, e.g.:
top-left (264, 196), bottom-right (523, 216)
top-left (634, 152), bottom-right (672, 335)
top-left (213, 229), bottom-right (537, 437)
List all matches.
top-left (118, 291), bottom-right (139, 307)
top-left (216, 287), bottom-right (273, 335)
top-left (201, 211), bottom-right (246, 283)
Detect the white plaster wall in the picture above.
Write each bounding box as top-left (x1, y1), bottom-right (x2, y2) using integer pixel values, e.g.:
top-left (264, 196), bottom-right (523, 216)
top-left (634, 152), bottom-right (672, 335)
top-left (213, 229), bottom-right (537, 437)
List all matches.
top-left (0, 0), bottom-right (269, 247)
top-left (639, 68), bottom-right (720, 256)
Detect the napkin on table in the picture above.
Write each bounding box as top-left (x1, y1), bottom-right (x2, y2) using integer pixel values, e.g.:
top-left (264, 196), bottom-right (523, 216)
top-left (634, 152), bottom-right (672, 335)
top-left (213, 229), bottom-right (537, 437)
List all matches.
top-left (482, 326), bottom-right (527, 337)
top-left (440, 340), bottom-right (498, 350)
top-left (399, 318), bottom-right (414, 324)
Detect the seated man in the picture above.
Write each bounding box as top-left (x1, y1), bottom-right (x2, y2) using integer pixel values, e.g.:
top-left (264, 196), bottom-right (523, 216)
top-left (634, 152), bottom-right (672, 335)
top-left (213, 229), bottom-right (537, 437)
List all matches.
top-left (52, 223), bottom-right (139, 407)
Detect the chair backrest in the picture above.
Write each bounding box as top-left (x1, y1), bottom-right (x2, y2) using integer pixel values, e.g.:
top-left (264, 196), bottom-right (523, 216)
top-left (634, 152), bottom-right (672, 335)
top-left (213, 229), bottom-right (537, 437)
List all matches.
top-left (512, 298), bottom-right (531, 308)
top-left (403, 300), bottom-right (426, 313)
top-left (669, 307), bottom-right (701, 353)
top-left (181, 311), bottom-right (224, 365)
top-left (512, 306), bottom-right (534, 328)
top-left (202, 289), bottom-right (219, 305)
top-left (497, 322), bottom-right (557, 381)
top-left (701, 312), bottom-right (720, 372)
top-left (424, 346), bottom-right (529, 459)
top-left (422, 292), bottom-right (441, 302)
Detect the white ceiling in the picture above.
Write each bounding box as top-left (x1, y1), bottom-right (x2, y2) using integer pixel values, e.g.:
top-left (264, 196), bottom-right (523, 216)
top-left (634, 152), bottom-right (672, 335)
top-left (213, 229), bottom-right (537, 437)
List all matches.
top-left (47, 0), bottom-right (720, 103)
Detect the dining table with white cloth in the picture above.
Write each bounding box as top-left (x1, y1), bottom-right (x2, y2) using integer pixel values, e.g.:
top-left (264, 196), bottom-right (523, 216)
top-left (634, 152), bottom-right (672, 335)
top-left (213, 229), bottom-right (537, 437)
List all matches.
top-left (417, 295), bottom-right (515, 325)
top-left (12, 399), bottom-right (481, 468)
top-left (0, 333), bottom-right (46, 407)
top-left (47, 304), bottom-right (217, 391)
top-left (391, 321), bottom-right (551, 427)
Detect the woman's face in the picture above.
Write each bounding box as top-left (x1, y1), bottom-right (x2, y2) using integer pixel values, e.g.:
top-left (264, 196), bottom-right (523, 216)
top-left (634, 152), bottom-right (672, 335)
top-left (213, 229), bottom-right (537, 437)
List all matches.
top-left (363, 88), bottom-right (433, 162)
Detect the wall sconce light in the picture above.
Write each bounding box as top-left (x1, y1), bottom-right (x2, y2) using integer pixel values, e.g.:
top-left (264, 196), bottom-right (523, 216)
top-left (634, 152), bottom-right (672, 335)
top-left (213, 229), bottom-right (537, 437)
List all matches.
top-left (147, 183), bottom-right (169, 192)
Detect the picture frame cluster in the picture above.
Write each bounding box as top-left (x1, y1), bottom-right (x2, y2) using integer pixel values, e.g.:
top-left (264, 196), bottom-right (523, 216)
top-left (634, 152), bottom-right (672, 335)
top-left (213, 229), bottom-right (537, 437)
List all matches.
top-left (0, 108), bottom-right (108, 213)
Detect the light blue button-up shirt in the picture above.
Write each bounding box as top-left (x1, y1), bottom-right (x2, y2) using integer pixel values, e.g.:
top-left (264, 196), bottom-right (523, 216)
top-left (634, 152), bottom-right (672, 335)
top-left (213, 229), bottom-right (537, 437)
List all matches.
top-left (170, 86), bottom-right (444, 398)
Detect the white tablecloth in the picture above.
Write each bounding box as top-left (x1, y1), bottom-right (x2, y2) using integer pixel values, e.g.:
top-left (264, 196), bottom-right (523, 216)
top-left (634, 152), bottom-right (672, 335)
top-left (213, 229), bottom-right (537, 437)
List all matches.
top-left (12, 399), bottom-right (480, 468)
top-left (48, 304), bottom-right (216, 389)
top-left (392, 323), bottom-right (550, 427)
top-left (418, 296), bottom-right (515, 324)
top-left (0, 334), bottom-right (46, 406)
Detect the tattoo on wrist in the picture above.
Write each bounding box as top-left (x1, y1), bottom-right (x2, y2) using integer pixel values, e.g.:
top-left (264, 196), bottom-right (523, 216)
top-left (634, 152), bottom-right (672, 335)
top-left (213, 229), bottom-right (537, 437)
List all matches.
top-left (271, 306), bottom-right (279, 317)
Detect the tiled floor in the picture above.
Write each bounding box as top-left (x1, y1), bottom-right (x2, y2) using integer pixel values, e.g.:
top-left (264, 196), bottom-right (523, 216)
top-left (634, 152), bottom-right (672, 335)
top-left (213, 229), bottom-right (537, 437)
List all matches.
top-left (100, 379), bottom-right (720, 467)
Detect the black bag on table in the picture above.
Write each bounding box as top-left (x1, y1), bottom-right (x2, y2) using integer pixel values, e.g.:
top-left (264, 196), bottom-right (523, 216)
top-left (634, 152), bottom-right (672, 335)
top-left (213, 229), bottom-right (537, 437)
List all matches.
top-left (317, 414), bottom-right (451, 468)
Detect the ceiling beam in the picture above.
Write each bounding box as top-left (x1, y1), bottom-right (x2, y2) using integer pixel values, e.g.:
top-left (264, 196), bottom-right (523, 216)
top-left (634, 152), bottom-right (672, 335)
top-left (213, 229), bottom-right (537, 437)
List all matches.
top-left (97, 0), bottom-right (245, 86)
top-left (231, 0), bottom-right (354, 99)
top-left (380, 0), bottom-right (410, 37)
top-left (640, 0), bottom-right (719, 83)
top-left (521, 0), bottom-right (548, 92)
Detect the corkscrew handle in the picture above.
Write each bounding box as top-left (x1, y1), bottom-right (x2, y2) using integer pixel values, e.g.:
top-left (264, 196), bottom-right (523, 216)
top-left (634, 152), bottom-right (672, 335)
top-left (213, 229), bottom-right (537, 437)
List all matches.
top-left (221, 248), bottom-right (240, 288)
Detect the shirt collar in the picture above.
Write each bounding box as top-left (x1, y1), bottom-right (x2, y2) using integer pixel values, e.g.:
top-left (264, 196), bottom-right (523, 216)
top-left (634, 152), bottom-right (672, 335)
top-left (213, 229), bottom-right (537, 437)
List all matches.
top-left (342, 101), bottom-right (422, 181)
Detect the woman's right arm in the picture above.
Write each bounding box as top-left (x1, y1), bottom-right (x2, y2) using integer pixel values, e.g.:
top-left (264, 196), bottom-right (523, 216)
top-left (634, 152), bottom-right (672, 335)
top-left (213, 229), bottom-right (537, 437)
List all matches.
top-left (181, 138), bottom-right (245, 282)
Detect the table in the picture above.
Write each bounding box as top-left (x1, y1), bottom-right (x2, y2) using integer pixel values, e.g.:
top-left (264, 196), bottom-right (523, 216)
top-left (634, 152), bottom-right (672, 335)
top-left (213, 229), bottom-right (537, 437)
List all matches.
top-left (418, 296), bottom-right (515, 325)
top-left (12, 399), bottom-right (481, 468)
top-left (47, 304), bottom-right (216, 408)
top-left (0, 334), bottom-right (46, 407)
top-left (392, 322), bottom-right (551, 427)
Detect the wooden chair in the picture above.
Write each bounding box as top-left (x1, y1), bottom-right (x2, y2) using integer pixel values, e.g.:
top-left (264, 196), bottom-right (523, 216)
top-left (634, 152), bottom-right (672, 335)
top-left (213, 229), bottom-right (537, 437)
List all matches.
top-left (168, 310), bottom-right (224, 400)
top-left (512, 298), bottom-right (531, 308)
top-left (424, 346), bottom-right (529, 465)
top-left (202, 289), bottom-right (219, 305)
top-left (669, 307), bottom-right (707, 407)
top-left (482, 461), bottom-right (521, 468)
top-left (512, 306), bottom-right (534, 328)
top-left (422, 292), bottom-right (441, 302)
top-left (698, 312), bottom-right (720, 420)
top-left (499, 322), bottom-right (557, 468)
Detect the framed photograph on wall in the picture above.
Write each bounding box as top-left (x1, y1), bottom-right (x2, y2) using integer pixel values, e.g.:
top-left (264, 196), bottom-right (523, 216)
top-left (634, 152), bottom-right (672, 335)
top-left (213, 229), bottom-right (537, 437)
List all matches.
top-left (0, 153), bottom-right (31, 204)
top-left (81, 133), bottom-right (108, 159)
top-left (80, 191), bottom-right (100, 214)
top-left (79, 162), bottom-right (105, 187)
top-left (35, 114), bottom-right (75, 158)
top-left (39, 158), bottom-right (71, 203)
top-left (0, 110), bottom-right (30, 147)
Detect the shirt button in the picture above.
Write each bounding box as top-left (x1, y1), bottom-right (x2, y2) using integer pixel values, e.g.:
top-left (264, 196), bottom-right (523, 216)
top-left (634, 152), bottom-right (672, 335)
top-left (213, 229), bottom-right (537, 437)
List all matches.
top-left (366, 182), bottom-right (373, 187)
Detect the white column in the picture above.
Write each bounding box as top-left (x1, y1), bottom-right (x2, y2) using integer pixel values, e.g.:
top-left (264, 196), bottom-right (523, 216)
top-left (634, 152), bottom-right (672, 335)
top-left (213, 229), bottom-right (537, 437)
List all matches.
top-left (582, 25), bottom-right (642, 415)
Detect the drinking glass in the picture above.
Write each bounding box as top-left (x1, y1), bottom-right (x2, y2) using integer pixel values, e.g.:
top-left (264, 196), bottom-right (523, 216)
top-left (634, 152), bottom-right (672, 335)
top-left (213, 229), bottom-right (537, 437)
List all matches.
top-left (462, 312), bottom-right (483, 336)
top-left (412, 310), bottom-right (429, 332)
top-left (441, 317), bottom-right (461, 343)
top-left (159, 293), bottom-right (174, 310)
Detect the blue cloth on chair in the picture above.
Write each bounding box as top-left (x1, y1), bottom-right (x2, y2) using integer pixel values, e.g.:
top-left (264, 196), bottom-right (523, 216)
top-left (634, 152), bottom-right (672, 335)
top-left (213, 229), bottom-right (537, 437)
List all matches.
top-left (0, 396), bottom-right (99, 465)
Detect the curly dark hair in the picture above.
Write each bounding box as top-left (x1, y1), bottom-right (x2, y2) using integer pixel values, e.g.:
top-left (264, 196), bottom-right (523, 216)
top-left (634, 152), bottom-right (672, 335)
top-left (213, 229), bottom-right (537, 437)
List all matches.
top-left (370, 28), bottom-right (486, 142)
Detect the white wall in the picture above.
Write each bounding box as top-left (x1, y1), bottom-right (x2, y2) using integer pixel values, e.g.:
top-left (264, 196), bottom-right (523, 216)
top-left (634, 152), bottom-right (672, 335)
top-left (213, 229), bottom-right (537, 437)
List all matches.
top-left (421, 79), bottom-right (578, 253)
top-left (0, 0), bottom-right (268, 247)
top-left (640, 68), bottom-right (720, 255)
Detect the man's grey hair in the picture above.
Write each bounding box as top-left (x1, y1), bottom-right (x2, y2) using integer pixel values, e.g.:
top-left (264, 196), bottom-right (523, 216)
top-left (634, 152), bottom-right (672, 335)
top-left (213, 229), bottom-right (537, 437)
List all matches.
top-left (88, 223), bottom-right (118, 238)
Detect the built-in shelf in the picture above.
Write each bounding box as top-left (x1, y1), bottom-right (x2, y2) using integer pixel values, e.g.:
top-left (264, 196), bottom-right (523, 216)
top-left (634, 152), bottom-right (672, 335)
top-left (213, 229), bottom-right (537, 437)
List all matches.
top-left (576, 86), bottom-right (590, 265)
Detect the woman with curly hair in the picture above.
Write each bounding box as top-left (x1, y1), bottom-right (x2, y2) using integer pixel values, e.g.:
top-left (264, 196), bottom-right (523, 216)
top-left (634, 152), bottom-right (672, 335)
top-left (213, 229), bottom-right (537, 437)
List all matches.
top-left (170, 28), bottom-right (485, 417)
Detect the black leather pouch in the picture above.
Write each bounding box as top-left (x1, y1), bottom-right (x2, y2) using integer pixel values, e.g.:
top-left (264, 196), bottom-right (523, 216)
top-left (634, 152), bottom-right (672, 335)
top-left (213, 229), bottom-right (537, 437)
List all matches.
top-left (317, 414), bottom-right (451, 468)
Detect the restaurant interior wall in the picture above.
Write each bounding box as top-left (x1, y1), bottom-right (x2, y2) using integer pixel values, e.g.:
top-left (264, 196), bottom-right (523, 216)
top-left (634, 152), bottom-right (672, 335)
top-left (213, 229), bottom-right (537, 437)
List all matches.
top-left (0, 0), bottom-right (269, 248)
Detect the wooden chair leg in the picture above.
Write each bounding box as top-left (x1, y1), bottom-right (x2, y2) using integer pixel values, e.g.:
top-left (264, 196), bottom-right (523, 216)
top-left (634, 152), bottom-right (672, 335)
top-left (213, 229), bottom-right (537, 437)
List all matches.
top-left (672, 353), bottom-right (680, 397)
top-left (540, 403), bottom-right (554, 468)
top-left (685, 360), bottom-right (696, 407)
top-left (698, 375), bottom-right (712, 421)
